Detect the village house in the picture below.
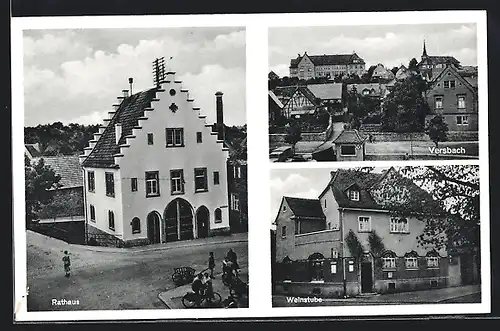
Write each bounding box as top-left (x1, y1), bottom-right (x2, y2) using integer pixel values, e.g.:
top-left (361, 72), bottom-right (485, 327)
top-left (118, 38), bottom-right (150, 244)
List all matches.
top-left (332, 129), bottom-right (367, 161)
top-left (79, 68), bottom-right (231, 247)
top-left (346, 83), bottom-right (389, 99)
top-left (371, 63), bottom-right (395, 81)
top-left (225, 137), bottom-right (248, 233)
top-left (424, 63), bottom-right (478, 132)
top-left (268, 90), bottom-right (285, 128)
top-left (289, 52), bottom-right (366, 79)
top-left (273, 168), bottom-right (475, 297)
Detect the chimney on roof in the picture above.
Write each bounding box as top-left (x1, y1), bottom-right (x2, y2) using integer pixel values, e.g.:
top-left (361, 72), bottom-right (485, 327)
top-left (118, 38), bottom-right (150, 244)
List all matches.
top-left (122, 89), bottom-right (129, 98)
top-left (215, 91), bottom-right (225, 141)
top-left (128, 78), bottom-right (134, 95)
top-left (115, 123), bottom-right (122, 145)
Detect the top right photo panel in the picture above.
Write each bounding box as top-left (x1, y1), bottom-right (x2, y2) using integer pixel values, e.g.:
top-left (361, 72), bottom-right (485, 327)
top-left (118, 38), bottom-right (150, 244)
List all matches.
top-left (268, 23), bottom-right (479, 162)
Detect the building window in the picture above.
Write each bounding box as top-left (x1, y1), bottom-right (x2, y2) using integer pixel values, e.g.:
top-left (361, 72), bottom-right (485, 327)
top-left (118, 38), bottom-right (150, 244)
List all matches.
top-left (230, 193), bottom-right (240, 211)
top-left (283, 205), bottom-right (287, 212)
top-left (131, 217), bottom-right (141, 234)
top-left (444, 80), bottom-right (455, 89)
top-left (295, 219), bottom-right (301, 235)
top-left (405, 257), bottom-right (418, 269)
top-left (170, 169), bottom-right (185, 195)
top-left (105, 172), bottom-right (115, 197)
top-left (434, 96), bottom-right (443, 109)
top-left (348, 260), bottom-right (355, 272)
top-left (145, 171), bottom-right (160, 197)
top-left (427, 257), bottom-right (439, 268)
top-left (390, 217), bottom-right (409, 233)
top-left (382, 257), bottom-right (396, 270)
top-left (450, 80), bottom-right (456, 88)
top-left (166, 128), bottom-right (184, 147)
top-left (131, 178), bottom-right (138, 192)
top-left (324, 200), bottom-right (326, 208)
top-left (87, 171), bottom-right (95, 192)
top-left (331, 249), bottom-right (338, 259)
top-left (330, 262), bottom-right (337, 274)
top-left (194, 168), bottom-right (208, 192)
top-left (215, 208), bottom-right (222, 223)
top-left (340, 145), bottom-right (356, 156)
top-left (348, 189), bottom-right (360, 201)
top-left (233, 165), bottom-right (241, 179)
top-left (457, 95), bottom-right (466, 109)
top-left (281, 225), bottom-right (287, 238)
top-left (457, 115), bottom-right (469, 126)
top-left (147, 133), bottom-right (154, 145)
top-left (358, 216), bottom-right (371, 232)
top-left (213, 171), bottom-right (220, 185)
top-left (108, 210), bottom-right (115, 230)
top-left (90, 205), bottom-right (95, 222)
top-left (196, 132), bottom-right (202, 143)
top-left (327, 222), bottom-right (331, 230)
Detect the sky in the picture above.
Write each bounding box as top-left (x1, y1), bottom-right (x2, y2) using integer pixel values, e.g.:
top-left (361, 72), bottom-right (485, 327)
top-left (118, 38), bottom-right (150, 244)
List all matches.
top-left (269, 23), bottom-right (477, 77)
top-left (23, 27), bottom-right (246, 127)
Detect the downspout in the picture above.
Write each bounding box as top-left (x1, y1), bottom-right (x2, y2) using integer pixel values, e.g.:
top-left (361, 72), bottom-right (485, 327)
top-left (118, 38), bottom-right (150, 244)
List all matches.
top-left (340, 207), bottom-right (347, 298)
top-left (81, 166), bottom-right (88, 244)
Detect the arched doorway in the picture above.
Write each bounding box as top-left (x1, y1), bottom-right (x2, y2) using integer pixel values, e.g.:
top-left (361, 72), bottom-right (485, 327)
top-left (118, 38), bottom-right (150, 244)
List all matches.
top-left (196, 206), bottom-right (209, 238)
top-left (164, 198), bottom-right (194, 242)
top-left (147, 212), bottom-right (161, 244)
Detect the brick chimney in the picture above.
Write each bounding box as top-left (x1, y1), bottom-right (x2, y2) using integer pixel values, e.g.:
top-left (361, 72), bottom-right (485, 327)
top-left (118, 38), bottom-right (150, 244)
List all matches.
top-left (215, 91), bottom-right (224, 141)
top-left (115, 123), bottom-right (122, 145)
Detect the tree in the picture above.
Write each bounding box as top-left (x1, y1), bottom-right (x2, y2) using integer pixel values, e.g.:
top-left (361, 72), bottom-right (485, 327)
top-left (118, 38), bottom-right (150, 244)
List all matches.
top-left (408, 58), bottom-right (419, 72)
top-left (367, 65), bottom-right (377, 79)
top-left (284, 120), bottom-right (302, 156)
top-left (391, 67), bottom-right (399, 76)
top-left (372, 166), bottom-right (479, 255)
top-left (380, 74), bottom-right (430, 132)
top-left (25, 155), bottom-right (61, 224)
top-left (346, 229), bottom-right (364, 260)
top-left (425, 114), bottom-right (449, 147)
top-left (368, 231), bottom-right (386, 258)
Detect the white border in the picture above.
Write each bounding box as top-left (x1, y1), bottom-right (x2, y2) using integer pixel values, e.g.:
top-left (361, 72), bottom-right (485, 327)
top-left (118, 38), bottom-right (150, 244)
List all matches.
top-left (12, 10), bottom-right (489, 321)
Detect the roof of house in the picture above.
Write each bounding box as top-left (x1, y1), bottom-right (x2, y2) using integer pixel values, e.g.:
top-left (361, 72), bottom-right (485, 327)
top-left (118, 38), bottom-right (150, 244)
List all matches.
top-left (284, 196), bottom-right (325, 219)
top-left (307, 83), bottom-right (343, 100)
top-left (32, 155), bottom-right (83, 189)
top-left (347, 83), bottom-right (387, 97)
top-left (25, 144), bottom-right (42, 157)
top-left (463, 76), bottom-right (478, 88)
top-left (333, 129), bottom-right (367, 144)
top-left (326, 168), bottom-right (442, 212)
top-left (81, 87), bottom-right (159, 168)
top-left (290, 53), bottom-right (365, 68)
top-left (272, 86), bottom-right (298, 99)
top-left (269, 71), bottom-right (279, 79)
top-left (429, 64), bottom-right (476, 91)
top-left (268, 90), bottom-right (284, 108)
top-left (424, 55), bottom-right (460, 65)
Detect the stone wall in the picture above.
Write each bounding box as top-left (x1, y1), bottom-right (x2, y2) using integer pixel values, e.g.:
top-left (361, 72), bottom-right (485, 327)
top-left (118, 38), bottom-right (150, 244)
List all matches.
top-left (274, 281), bottom-right (360, 298)
top-left (360, 131), bottom-right (478, 142)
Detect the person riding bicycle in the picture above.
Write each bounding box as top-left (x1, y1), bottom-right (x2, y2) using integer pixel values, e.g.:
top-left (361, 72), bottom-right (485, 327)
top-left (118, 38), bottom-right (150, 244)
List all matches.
top-left (191, 273), bottom-right (205, 306)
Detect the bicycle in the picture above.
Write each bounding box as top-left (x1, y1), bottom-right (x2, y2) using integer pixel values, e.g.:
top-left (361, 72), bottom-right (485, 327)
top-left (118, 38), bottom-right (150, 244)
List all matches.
top-left (181, 288), bottom-right (222, 308)
top-left (226, 274), bottom-right (248, 298)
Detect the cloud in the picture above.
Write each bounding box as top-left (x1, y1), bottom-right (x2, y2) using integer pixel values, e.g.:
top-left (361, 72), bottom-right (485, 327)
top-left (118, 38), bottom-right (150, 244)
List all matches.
top-left (23, 28), bottom-right (246, 126)
top-left (270, 173), bottom-right (320, 224)
top-left (269, 23), bottom-right (477, 72)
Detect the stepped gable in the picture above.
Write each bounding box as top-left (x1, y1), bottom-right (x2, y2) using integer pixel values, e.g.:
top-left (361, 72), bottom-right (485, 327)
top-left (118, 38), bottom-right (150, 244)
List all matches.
top-left (284, 196), bottom-right (325, 219)
top-left (82, 87), bottom-right (159, 168)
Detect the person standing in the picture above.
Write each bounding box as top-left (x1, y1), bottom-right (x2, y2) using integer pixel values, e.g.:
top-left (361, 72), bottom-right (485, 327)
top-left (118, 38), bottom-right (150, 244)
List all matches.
top-left (208, 252), bottom-right (215, 278)
top-left (62, 251), bottom-right (71, 277)
top-left (226, 249), bottom-right (239, 274)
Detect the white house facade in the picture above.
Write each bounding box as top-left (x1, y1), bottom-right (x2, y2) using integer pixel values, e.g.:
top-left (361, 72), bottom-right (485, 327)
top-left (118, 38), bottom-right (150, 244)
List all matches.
top-left (80, 70), bottom-right (231, 247)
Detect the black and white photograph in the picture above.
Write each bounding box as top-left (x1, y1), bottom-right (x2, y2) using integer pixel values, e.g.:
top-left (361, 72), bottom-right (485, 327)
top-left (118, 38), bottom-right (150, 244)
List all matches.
top-left (21, 26), bottom-right (248, 311)
top-left (270, 165), bottom-right (481, 307)
top-left (268, 24), bottom-right (480, 162)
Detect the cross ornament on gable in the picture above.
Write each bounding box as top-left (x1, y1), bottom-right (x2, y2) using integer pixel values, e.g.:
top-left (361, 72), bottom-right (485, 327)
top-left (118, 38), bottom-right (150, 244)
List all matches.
top-left (169, 103), bottom-right (178, 113)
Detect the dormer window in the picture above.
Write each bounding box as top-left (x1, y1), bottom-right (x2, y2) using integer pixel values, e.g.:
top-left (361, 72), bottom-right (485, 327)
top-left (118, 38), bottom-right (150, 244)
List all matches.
top-left (348, 189), bottom-right (360, 201)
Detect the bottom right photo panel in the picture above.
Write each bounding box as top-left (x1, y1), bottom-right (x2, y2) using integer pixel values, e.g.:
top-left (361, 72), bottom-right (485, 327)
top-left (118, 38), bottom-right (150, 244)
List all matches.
top-left (270, 165), bottom-right (481, 307)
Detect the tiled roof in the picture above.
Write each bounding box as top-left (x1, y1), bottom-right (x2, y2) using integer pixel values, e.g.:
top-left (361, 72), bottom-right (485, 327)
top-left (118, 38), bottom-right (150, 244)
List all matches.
top-left (333, 130), bottom-right (366, 144)
top-left (330, 169), bottom-right (385, 209)
top-left (463, 76), bottom-right (478, 88)
top-left (82, 87), bottom-right (159, 168)
top-left (427, 56), bottom-right (460, 64)
top-left (307, 83), bottom-right (342, 100)
top-left (32, 155), bottom-right (83, 189)
top-left (290, 53), bottom-right (365, 68)
top-left (273, 86), bottom-right (298, 99)
top-left (284, 197), bottom-right (325, 219)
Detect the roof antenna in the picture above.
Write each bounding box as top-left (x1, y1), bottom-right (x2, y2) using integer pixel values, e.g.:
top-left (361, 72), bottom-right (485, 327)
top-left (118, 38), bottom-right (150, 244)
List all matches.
top-left (128, 78), bottom-right (133, 95)
top-left (152, 57), bottom-right (166, 87)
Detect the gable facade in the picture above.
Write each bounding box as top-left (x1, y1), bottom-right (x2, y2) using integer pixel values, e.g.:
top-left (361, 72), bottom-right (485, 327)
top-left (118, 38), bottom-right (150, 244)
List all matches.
top-left (273, 169), bottom-right (457, 296)
top-left (425, 65), bottom-right (478, 131)
top-left (80, 70), bottom-right (230, 247)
